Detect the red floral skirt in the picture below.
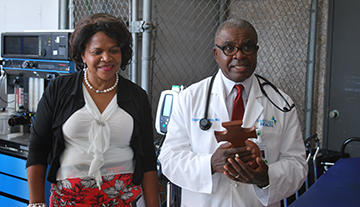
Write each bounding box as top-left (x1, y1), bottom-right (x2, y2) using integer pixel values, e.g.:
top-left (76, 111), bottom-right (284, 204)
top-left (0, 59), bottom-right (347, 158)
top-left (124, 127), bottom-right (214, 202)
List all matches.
top-left (50, 173), bottom-right (142, 207)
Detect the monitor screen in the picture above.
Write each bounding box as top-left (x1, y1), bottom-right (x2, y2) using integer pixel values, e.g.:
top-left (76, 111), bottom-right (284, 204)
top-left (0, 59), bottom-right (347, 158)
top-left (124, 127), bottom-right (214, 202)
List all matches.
top-left (4, 36), bottom-right (38, 55)
top-left (162, 94), bottom-right (173, 117)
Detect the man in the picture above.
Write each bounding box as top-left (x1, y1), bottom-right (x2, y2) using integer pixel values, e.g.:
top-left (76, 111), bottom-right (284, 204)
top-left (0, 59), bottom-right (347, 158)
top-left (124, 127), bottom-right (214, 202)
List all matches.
top-left (158, 18), bottom-right (308, 207)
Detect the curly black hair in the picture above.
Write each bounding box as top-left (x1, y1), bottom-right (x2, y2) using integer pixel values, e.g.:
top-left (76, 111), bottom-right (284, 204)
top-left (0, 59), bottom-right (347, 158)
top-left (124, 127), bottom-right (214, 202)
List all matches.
top-left (69, 13), bottom-right (132, 71)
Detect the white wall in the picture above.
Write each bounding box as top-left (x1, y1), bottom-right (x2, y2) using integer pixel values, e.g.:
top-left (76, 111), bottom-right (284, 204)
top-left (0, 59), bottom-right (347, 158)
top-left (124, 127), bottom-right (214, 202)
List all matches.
top-left (0, 0), bottom-right (59, 51)
top-left (0, 0), bottom-right (59, 32)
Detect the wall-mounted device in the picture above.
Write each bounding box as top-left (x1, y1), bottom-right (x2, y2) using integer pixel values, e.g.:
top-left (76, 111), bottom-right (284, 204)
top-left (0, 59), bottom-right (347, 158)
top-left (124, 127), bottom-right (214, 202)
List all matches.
top-left (155, 86), bottom-right (182, 135)
top-left (1, 32), bottom-right (75, 77)
top-left (1, 32), bottom-right (71, 60)
top-left (1, 31), bottom-right (75, 113)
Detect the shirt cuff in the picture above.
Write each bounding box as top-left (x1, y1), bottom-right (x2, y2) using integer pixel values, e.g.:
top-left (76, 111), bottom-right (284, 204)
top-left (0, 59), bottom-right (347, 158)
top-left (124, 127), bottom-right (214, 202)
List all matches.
top-left (253, 184), bottom-right (270, 206)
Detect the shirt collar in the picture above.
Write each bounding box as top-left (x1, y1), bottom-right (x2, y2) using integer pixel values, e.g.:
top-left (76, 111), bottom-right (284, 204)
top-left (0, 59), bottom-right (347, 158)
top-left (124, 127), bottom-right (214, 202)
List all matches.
top-left (219, 69), bottom-right (253, 98)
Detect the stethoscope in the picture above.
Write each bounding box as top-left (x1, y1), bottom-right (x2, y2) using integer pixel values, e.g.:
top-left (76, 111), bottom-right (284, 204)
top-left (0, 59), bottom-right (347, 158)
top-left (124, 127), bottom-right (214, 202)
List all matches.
top-left (199, 73), bottom-right (295, 130)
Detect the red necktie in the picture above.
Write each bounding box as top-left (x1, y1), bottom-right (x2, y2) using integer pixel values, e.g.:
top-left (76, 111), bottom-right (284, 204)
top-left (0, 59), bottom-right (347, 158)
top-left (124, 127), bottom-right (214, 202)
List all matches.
top-left (231, 84), bottom-right (245, 121)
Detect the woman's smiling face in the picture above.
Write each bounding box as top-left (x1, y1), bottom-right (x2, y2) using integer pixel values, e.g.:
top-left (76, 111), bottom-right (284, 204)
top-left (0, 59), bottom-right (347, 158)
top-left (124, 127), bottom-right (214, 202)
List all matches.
top-left (81, 31), bottom-right (122, 86)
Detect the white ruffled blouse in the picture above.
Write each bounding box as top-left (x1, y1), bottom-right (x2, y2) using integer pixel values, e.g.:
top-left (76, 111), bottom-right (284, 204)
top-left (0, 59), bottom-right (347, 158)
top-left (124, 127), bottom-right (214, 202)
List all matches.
top-left (57, 84), bottom-right (134, 188)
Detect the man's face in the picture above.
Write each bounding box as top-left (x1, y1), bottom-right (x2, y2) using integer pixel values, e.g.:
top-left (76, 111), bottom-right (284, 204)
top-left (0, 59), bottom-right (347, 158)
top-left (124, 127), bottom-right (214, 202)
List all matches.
top-left (213, 28), bottom-right (258, 82)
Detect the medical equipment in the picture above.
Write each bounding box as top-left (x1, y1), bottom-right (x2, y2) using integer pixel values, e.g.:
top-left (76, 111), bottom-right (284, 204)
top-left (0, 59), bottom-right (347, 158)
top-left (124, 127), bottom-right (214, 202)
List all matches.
top-left (155, 85), bottom-right (181, 135)
top-left (199, 73), bottom-right (295, 131)
top-left (1, 32), bottom-right (71, 60)
top-left (199, 72), bottom-right (217, 130)
top-left (255, 74), bottom-right (295, 112)
top-left (0, 31), bottom-right (73, 206)
top-left (283, 133), bottom-right (318, 206)
top-left (154, 86), bottom-right (183, 207)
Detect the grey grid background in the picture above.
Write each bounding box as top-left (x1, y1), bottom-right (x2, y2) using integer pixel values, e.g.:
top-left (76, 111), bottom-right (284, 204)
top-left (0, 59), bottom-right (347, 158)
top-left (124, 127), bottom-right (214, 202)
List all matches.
top-left (70, 0), bottom-right (318, 138)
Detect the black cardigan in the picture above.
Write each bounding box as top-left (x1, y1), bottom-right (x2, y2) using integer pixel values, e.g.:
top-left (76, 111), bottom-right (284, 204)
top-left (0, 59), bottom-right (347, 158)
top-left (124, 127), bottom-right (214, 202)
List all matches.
top-left (26, 71), bottom-right (157, 185)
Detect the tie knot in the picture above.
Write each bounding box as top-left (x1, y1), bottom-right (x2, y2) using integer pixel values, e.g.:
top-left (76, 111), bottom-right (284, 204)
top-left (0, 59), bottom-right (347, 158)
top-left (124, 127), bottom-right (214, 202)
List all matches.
top-left (234, 84), bottom-right (244, 95)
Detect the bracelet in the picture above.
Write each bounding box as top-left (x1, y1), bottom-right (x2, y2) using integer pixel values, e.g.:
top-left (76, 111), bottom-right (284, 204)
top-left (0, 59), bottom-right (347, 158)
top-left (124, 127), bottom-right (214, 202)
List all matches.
top-left (27, 203), bottom-right (46, 207)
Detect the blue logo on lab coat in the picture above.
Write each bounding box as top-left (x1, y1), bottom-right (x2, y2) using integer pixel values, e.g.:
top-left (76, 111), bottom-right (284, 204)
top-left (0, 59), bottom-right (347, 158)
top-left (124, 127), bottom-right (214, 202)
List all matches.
top-left (192, 118), bottom-right (220, 122)
top-left (257, 117), bottom-right (276, 128)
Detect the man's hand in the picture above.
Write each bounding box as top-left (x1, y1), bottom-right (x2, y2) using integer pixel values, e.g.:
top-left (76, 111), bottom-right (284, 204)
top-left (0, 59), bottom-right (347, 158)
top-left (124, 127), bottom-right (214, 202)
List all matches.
top-left (211, 142), bottom-right (255, 174)
top-left (223, 146), bottom-right (269, 188)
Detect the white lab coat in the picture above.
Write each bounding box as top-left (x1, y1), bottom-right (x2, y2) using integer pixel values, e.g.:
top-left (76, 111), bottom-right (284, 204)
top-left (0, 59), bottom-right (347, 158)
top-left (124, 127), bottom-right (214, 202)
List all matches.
top-left (158, 71), bottom-right (308, 207)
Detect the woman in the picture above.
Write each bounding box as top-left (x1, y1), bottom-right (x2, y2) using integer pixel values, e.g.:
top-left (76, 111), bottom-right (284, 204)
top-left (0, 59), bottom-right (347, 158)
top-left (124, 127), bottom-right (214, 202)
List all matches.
top-left (26, 13), bottom-right (159, 207)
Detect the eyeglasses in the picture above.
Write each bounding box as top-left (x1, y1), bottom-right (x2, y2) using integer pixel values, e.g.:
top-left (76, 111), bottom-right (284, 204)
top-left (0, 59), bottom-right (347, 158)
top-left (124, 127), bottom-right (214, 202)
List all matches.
top-left (216, 44), bottom-right (258, 56)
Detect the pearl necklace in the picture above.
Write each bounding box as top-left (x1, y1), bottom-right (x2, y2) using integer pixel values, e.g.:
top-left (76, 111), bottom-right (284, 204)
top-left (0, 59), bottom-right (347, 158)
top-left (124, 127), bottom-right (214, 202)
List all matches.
top-left (84, 69), bottom-right (118, 94)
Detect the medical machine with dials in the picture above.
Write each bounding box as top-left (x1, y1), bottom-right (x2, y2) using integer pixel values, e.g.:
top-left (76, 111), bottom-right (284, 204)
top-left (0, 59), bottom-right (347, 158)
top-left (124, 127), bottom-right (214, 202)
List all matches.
top-left (0, 31), bottom-right (75, 206)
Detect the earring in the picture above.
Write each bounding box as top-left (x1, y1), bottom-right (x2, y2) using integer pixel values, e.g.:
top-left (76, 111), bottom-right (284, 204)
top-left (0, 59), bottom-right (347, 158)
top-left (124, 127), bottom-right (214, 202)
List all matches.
top-left (83, 62), bottom-right (87, 71)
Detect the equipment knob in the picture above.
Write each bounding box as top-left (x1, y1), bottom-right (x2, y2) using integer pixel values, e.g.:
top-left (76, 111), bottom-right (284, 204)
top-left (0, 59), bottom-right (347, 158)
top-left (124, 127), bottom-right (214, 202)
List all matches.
top-left (29, 61), bottom-right (36, 68)
top-left (13, 77), bottom-right (20, 84)
top-left (329, 110), bottom-right (339, 118)
top-left (22, 61), bottom-right (30, 68)
top-left (41, 49), bottom-right (46, 56)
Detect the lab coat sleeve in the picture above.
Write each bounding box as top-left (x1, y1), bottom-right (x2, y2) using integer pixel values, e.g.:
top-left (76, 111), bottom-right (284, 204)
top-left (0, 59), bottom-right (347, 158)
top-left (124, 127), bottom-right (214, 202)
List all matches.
top-left (254, 106), bottom-right (308, 206)
top-left (158, 88), bottom-right (219, 194)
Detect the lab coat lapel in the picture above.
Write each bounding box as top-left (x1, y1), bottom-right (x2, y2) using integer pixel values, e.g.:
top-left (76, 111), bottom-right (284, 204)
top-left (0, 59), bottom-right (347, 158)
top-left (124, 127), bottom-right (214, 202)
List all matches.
top-left (243, 75), bottom-right (263, 128)
top-left (209, 73), bottom-right (230, 123)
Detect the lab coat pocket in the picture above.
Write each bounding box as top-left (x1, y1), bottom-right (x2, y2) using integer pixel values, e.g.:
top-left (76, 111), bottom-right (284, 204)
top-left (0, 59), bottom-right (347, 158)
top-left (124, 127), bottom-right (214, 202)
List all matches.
top-left (252, 129), bottom-right (282, 164)
top-left (190, 118), bottom-right (224, 154)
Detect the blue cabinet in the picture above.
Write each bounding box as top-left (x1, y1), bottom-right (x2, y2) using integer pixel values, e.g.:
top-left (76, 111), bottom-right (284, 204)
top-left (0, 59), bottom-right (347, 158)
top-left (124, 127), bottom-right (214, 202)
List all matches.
top-left (0, 195), bottom-right (28, 207)
top-left (0, 152), bottom-right (51, 206)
